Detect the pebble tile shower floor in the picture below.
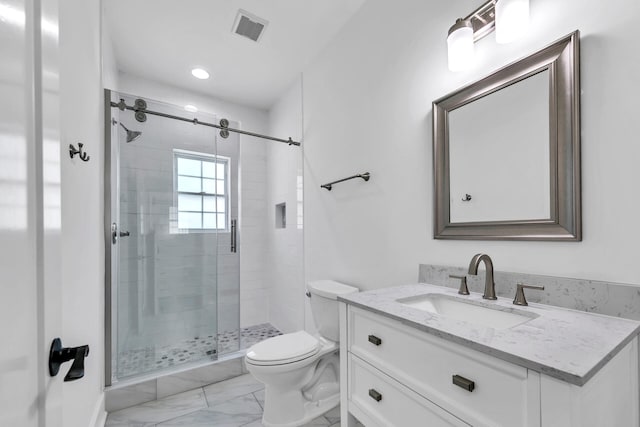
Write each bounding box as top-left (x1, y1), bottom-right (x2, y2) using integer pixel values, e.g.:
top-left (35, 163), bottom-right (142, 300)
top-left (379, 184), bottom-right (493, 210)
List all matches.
top-left (105, 374), bottom-right (344, 427)
top-left (117, 323), bottom-right (282, 378)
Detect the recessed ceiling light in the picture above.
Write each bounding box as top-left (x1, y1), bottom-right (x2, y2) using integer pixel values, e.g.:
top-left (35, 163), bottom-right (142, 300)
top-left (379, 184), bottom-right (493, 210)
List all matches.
top-left (184, 105), bottom-right (198, 113)
top-left (191, 68), bottom-right (210, 80)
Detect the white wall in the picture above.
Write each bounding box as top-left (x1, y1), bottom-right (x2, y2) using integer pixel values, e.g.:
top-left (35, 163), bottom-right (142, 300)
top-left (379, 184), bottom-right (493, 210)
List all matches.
top-left (266, 77), bottom-right (305, 333)
top-left (116, 73), bottom-right (271, 328)
top-left (116, 72), bottom-right (269, 135)
top-left (302, 0), bottom-right (640, 291)
top-left (101, 6), bottom-right (119, 91)
top-left (59, 0), bottom-right (105, 425)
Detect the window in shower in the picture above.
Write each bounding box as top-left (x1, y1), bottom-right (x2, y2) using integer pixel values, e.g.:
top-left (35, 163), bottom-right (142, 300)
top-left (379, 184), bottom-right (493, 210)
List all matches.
top-left (173, 149), bottom-right (229, 231)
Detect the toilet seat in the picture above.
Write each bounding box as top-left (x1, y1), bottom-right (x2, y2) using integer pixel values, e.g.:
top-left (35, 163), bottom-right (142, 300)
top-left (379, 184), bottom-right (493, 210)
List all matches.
top-left (246, 331), bottom-right (321, 366)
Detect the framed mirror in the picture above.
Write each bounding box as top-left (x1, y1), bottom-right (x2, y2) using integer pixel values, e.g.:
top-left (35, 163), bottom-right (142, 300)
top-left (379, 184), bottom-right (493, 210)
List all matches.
top-left (433, 31), bottom-right (581, 241)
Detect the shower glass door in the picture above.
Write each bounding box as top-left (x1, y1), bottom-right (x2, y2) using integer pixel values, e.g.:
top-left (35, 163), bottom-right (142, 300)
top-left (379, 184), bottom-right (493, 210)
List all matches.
top-left (107, 91), bottom-right (240, 383)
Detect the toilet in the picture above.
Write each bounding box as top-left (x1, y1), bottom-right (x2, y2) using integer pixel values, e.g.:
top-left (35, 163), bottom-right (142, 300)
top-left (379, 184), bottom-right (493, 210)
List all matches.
top-left (245, 280), bottom-right (359, 427)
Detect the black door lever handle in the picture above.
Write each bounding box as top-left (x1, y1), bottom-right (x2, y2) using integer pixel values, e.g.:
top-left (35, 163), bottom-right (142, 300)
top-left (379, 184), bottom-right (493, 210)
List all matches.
top-left (49, 338), bottom-right (90, 382)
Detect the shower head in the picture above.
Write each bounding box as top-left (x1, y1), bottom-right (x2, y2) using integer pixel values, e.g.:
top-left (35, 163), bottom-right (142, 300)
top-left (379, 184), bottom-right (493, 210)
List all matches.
top-left (119, 122), bottom-right (142, 143)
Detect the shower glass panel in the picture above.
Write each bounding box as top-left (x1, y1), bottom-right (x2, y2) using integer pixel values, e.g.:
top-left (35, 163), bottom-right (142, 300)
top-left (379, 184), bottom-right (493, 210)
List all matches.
top-left (107, 91), bottom-right (240, 383)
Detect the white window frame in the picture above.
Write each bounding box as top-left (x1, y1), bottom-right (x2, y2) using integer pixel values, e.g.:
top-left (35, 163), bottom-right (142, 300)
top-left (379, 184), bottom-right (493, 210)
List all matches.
top-left (172, 149), bottom-right (230, 232)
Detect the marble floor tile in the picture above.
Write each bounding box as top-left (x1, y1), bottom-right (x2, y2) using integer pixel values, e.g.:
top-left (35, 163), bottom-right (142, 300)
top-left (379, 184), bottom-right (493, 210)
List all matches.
top-left (157, 358), bottom-right (244, 399)
top-left (327, 416), bottom-right (364, 427)
top-left (106, 379), bottom-right (157, 412)
top-left (304, 416), bottom-right (331, 426)
top-left (105, 419), bottom-right (156, 427)
top-left (106, 388), bottom-right (207, 424)
top-left (203, 373), bottom-right (264, 407)
top-left (324, 405), bottom-right (341, 424)
top-left (158, 394), bottom-right (262, 426)
top-left (107, 373), bottom-right (342, 427)
top-left (241, 415), bottom-right (331, 427)
top-left (252, 389), bottom-right (264, 409)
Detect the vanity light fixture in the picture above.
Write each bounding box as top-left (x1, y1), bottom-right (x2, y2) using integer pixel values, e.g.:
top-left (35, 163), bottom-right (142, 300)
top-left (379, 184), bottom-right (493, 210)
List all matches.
top-left (447, 0), bottom-right (529, 71)
top-left (191, 68), bottom-right (210, 80)
top-left (447, 19), bottom-right (474, 72)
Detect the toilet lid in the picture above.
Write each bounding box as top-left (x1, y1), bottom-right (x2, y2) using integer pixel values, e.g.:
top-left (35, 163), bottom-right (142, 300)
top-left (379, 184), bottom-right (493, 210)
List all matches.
top-left (246, 331), bottom-right (320, 365)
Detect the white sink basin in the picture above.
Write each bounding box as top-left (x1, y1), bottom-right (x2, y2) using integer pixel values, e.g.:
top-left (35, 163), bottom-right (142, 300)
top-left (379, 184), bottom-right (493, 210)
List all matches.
top-left (396, 294), bottom-right (537, 330)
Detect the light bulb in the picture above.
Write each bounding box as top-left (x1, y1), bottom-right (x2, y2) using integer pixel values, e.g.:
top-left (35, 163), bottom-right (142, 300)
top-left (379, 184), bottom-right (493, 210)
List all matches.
top-left (447, 20), bottom-right (474, 72)
top-left (495, 0), bottom-right (530, 44)
top-left (191, 68), bottom-right (210, 80)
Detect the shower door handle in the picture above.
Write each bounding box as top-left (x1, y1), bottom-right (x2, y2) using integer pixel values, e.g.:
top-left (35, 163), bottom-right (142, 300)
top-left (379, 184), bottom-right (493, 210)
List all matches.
top-left (230, 219), bottom-right (237, 253)
top-left (111, 223), bottom-right (130, 244)
top-left (111, 223), bottom-right (118, 244)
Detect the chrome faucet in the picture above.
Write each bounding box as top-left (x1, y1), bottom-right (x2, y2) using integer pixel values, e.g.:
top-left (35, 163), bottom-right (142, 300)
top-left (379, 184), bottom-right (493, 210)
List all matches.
top-left (467, 253), bottom-right (497, 300)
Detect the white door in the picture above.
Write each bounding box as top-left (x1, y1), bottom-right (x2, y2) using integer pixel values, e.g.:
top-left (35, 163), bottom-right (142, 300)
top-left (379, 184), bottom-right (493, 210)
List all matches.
top-left (0, 0), bottom-right (63, 426)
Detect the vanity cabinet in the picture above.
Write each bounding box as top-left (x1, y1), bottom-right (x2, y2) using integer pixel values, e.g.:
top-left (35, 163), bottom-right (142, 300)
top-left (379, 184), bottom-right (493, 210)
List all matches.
top-left (339, 304), bottom-right (639, 427)
top-left (350, 354), bottom-right (470, 426)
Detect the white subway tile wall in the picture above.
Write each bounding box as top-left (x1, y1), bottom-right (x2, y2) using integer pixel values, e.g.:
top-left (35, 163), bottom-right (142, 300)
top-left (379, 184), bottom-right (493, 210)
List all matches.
top-left (266, 78), bottom-right (305, 334)
top-left (115, 93), bottom-right (272, 379)
top-left (239, 140), bottom-right (270, 328)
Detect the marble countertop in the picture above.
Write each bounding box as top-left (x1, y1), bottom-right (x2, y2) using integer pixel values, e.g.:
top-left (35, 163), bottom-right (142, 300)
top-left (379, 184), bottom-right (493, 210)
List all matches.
top-left (338, 283), bottom-right (640, 386)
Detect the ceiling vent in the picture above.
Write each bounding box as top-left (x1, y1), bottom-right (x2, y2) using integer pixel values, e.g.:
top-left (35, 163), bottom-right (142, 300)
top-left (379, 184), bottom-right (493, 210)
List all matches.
top-left (232, 9), bottom-right (268, 42)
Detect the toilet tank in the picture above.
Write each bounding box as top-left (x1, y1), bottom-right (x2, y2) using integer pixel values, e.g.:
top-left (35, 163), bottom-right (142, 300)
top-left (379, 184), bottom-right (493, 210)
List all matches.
top-left (307, 280), bottom-right (359, 342)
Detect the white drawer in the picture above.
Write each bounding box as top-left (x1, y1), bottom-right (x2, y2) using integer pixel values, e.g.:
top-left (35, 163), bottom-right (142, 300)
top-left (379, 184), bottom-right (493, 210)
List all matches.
top-left (349, 354), bottom-right (470, 427)
top-left (348, 306), bottom-right (540, 427)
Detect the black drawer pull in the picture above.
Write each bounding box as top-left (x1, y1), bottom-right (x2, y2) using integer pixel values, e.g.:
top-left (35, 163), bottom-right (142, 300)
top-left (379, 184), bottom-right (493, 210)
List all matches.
top-left (368, 335), bottom-right (382, 346)
top-left (452, 374), bottom-right (475, 392)
top-left (369, 388), bottom-right (382, 402)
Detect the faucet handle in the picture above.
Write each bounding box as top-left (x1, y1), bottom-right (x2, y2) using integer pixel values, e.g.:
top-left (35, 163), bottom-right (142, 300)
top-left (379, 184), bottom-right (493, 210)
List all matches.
top-left (513, 283), bottom-right (545, 306)
top-left (449, 275), bottom-right (469, 295)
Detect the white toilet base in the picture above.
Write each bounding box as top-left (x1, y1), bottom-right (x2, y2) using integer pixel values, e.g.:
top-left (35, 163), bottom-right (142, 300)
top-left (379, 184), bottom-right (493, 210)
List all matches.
top-left (244, 280), bottom-right (359, 427)
top-left (247, 345), bottom-right (340, 427)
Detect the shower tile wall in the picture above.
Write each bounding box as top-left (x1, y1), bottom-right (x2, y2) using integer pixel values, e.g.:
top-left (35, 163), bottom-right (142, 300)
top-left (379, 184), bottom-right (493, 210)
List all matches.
top-left (238, 142), bottom-right (270, 328)
top-left (116, 104), bottom-right (244, 370)
top-left (265, 141), bottom-right (304, 334)
top-left (114, 78), bottom-right (273, 336)
top-left (266, 79), bottom-right (305, 334)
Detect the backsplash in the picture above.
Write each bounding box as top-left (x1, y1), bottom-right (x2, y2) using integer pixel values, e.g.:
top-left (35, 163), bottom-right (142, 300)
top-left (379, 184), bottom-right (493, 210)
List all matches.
top-left (419, 264), bottom-right (640, 321)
